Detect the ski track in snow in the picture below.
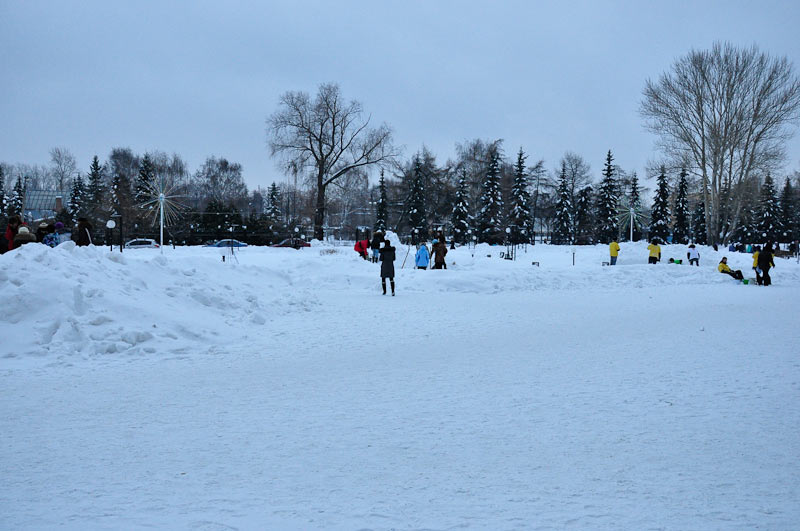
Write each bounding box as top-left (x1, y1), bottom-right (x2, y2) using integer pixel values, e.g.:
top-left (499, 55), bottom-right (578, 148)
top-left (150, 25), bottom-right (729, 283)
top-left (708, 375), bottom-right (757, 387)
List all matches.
top-left (2, 240), bottom-right (800, 529)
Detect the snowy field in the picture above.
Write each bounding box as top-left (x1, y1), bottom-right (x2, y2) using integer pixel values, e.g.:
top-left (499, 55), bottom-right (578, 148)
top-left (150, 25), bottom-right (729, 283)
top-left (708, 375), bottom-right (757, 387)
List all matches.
top-left (2, 240), bottom-right (799, 530)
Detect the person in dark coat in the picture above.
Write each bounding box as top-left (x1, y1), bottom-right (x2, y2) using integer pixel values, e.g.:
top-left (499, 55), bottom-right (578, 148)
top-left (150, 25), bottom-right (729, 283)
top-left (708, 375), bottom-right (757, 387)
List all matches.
top-left (2, 215), bottom-right (22, 253)
top-left (379, 239), bottom-right (396, 296)
top-left (431, 237), bottom-right (448, 269)
top-left (370, 232), bottom-right (383, 263)
top-left (13, 226), bottom-right (38, 247)
top-left (757, 242), bottom-right (776, 286)
top-left (74, 218), bottom-right (93, 246)
top-left (35, 222), bottom-right (50, 242)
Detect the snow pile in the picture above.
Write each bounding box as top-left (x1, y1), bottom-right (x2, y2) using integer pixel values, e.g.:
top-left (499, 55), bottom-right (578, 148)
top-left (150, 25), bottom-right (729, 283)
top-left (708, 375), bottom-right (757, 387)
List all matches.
top-left (1, 243), bottom-right (317, 359)
top-left (2, 240), bottom-right (799, 360)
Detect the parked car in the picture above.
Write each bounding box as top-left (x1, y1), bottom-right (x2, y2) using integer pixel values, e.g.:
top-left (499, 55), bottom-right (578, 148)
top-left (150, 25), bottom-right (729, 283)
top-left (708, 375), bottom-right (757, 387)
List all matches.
top-left (206, 239), bottom-right (248, 248)
top-left (125, 238), bottom-right (159, 249)
top-left (270, 238), bottom-right (311, 249)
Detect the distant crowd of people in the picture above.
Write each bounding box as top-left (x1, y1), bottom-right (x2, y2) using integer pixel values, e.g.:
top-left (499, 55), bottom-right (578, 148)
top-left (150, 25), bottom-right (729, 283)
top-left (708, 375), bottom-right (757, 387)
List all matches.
top-left (1, 216), bottom-right (93, 254)
top-left (607, 238), bottom-right (784, 286)
top-left (354, 231), bottom-right (455, 296)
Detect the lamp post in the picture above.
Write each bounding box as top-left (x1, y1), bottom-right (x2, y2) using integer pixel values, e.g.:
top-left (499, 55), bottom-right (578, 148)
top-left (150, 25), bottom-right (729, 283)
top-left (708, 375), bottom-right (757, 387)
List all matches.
top-left (106, 220), bottom-right (116, 252)
top-left (111, 212), bottom-right (122, 252)
top-left (630, 205), bottom-right (634, 242)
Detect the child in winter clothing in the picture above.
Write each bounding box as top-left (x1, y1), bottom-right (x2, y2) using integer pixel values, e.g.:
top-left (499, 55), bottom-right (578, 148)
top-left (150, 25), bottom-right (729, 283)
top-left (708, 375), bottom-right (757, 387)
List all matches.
top-left (379, 239), bottom-right (396, 295)
top-left (42, 229), bottom-right (59, 248)
top-left (718, 257), bottom-right (744, 280)
top-left (53, 222), bottom-right (71, 245)
top-left (647, 240), bottom-right (661, 264)
top-left (370, 232), bottom-right (383, 263)
top-left (415, 243), bottom-right (430, 269)
top-left (609, 241), bottom-right (620, 265)
top-left (752, 246), bottom-right (762, 285)
top-left (687, 244), bottom-right (699, 266)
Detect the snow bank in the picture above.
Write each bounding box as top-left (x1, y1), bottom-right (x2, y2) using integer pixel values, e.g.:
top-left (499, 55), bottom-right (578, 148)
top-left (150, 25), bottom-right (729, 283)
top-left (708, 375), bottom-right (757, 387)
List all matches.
top-left (0, 243), bottom-right (317, 359)
top-left (2, 240), bottom-right (798, 360)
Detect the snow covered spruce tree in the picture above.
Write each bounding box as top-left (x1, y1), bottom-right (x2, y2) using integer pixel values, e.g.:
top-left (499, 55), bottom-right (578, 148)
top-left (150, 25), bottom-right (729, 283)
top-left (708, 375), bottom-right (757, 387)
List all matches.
top-left (110, 171), bottom-right (132, 221)
top-left (672, 168), bottom-right (690, 244)
top-left (68, 175), bottom-right (86, 222)
top-left (627, 172), bottom-right (644, 241)
top-left (451, 169), bottom-right (471, 244)
top-left (266, 182), bottom-right (283, 233)
top-left (692, 198), bottom-right (708, 245)
top-left (649, 166), bottom-right (671, 242)
top-left (595, 150), bottom-right (618, 244)
top-left (86, 156), bottom-right (106, 222)
top-left (756, 173), bottom-right (781, 242)
top-left (0, 166), bottom-right (7, 220)
top-left (508, 148), bottom-right (532, 244)
top-left (552, 162), bottom-right (573, 244)
top-left (477, 146), bottom-right (504, 244)
top-left (778, 177), bottom-right (797, 243)
top-left (573, 185), bottom-right (594, 244)
top-left (732, 203), bottom-right (757, 243)
top-left (407, 156), bottom-right (427, 241)
top-left (9, 175), bottom-right (26, 218)
top-left (374, 170), bottom-right (388, 233)
top-left (135, 154), bottom-right (155, 205)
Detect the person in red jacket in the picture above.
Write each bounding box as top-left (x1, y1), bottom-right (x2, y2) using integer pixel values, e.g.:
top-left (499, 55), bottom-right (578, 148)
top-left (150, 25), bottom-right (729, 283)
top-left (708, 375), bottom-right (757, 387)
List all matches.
top-left (353, 239), bottom-right (369, 260)
top-left (2, 215), bottom-right (22, 253)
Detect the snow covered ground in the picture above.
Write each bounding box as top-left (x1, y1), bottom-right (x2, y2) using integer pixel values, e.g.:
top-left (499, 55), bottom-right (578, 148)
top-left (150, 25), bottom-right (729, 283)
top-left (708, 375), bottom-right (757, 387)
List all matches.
top-left (2, 240), bottom-right (799, 529)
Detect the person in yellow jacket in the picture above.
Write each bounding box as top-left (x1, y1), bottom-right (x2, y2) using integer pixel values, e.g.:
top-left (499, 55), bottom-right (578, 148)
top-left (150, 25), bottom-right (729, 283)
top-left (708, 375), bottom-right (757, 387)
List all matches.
top-left (718, 257), bottom-right (744, 280)
top-left (647, 240), bottom-right (661, 264)
top-left (609, 240), bottom-right (620, 265)
top-left (752, 245), bottom-right (762, 285)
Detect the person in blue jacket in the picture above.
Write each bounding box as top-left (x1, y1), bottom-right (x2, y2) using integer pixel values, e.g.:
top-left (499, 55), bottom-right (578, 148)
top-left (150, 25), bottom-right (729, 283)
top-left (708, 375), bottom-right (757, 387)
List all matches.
top-left (415, 242), bottom-right (430, 270)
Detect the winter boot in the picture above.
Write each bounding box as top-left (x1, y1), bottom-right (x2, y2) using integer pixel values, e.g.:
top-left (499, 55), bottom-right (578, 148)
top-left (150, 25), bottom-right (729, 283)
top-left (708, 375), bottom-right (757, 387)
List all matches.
top-left (382, 279), bottom-right (387, 295)
top-left (390, 280), bottom-right (395, 296)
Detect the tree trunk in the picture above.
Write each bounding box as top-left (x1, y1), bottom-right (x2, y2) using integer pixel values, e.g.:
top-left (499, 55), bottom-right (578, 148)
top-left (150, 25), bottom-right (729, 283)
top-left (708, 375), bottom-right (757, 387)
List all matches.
top-left (314, 177), bottom-right (326, 241)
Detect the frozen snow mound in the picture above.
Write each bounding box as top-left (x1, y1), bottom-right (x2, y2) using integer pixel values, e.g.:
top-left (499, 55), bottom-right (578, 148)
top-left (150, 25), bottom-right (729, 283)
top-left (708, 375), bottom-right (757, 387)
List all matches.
top-left (0, 244), bottom-right (317, 360)
top-left (2, 240), bottom-right (797, 360)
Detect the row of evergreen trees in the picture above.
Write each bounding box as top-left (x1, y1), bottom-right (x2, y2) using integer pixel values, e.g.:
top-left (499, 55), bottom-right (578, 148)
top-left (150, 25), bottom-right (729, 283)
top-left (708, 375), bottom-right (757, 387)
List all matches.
top-left (546, 154), bottom-right (799, 246)
top-left (374, 147), bottom-right (800, 246)
top-left (5, 146), bottom-right (799, 247)
top-left (1, 154), bottom-right (290, 244)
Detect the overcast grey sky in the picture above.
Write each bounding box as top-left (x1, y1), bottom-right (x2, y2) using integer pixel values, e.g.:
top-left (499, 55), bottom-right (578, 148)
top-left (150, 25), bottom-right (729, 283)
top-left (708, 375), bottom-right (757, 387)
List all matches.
top-left (2, 0), bottom-right (800, 190)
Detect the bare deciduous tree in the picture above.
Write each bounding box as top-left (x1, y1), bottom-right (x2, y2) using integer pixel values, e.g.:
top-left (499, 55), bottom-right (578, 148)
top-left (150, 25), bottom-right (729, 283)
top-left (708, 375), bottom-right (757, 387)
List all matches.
top-left (641, 42), bottom-right (800, 244)
top-left (49, 147), bottom-right (77, 191)
top-left (267, 83), bottom-right (398, 240)
top-left (193, 156), bottom-right (248, 208)
top-left (557, 151), bottom-right (592, 201)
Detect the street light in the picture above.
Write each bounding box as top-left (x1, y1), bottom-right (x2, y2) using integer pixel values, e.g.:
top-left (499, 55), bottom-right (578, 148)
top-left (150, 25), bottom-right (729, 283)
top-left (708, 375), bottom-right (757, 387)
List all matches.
top-left (111, 212), bottom-right (122, 252)
top-left (106, 219), bottom-right (116, 252)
